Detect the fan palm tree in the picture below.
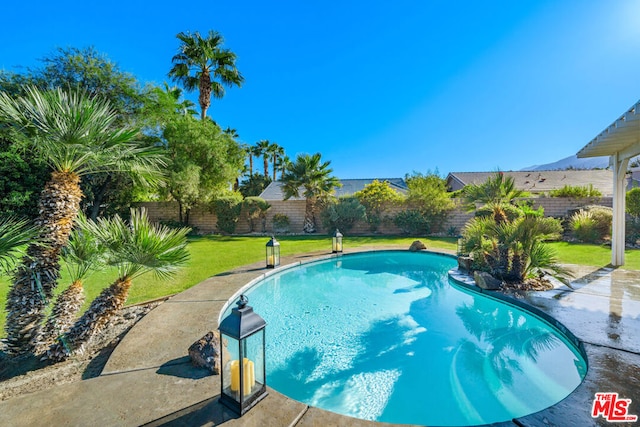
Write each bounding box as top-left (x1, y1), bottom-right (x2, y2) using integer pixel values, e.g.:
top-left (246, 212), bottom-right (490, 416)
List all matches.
top-left (281, 153), bottom-right (340, 233)
top-left (268, 143), bottom-right (285, 181)
top-left (254, 139), bottom-right (272, 178)
top-left (0, 86), bottom-right (166, 356)
top-left (276, 155), bottom-right (292, 181)
top-left (0, 216), bottom-right (39, 275)
top-left (168, 30), bottom-right (244, 120)
top-left (462, 172), bottom-right (523, 211)
top-left (47, 209), bottom-right (190, 361)
top-left (38, 216), bottom-right (106, 350)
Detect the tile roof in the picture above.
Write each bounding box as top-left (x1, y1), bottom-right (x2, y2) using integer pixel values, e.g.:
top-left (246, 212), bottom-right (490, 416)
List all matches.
top-left (259, 178), bottom-right (407, 200)
top-left (446, 170), bottom-right (613, 196)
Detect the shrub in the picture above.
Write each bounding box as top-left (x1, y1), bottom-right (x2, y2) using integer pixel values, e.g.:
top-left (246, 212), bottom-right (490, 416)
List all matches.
top-left (626, 188), bottom-right (640, 218)
top-left (354, 180), bottom-right (404, 232)
top-left (272, 213), bottom-right (290, 233)
top-left (212, 193), bottom-right (243, 234)
top-left (242, 196), bottom-right (270, 232)
top-left (394, 209), bottom-right (430, 235)
top-left (405, 172), bottom-right (454, 232)
top-left (320, 197), bottom-right (366, 233)
top-left (569, 206), bottom-right (612, 243)
top-left (550, 184), bottom-right (602, 198)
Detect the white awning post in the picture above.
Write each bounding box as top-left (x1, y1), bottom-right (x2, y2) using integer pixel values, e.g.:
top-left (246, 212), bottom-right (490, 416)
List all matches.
top-left (611, 152), bottom-right (629, 266)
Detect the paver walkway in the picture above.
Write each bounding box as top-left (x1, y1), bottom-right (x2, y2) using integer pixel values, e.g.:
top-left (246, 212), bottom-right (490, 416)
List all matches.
top-left (0, 248), bottom-right (639, 426)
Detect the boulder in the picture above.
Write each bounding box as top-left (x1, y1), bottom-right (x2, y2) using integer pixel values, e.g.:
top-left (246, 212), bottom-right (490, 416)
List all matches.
top-left (409, 240), bottom-right (427, 252)
top-left (457, 256), bottom-right (473, 272)
top-left (188, 331), bottom-right (221, 374)
top-left (473, 271), bottom-right (502, 290)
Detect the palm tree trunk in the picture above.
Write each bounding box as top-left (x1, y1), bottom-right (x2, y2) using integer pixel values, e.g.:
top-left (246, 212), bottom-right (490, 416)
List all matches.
top-left (249, 154), bottom-right (253, 177)
top-left (38, 280), bottom-right (85, 352)
top-left (272, 153), bottom-right (277, 181)
top-left (263, 156), bottom-right (268, 178)
top-left (199, 73), bottom-right (212, 119)
top-left (47, 277), bottom-right (132, 362)
top-left (4, 171), bottom-right (83, 356)
top-left (303, 197), bottom-right (316, 233)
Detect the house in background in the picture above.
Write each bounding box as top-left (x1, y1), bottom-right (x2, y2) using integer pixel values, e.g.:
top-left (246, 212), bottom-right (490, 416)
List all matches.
top-left (259, 178), bottom-right (408, 201)
top-left (445, 170), bottom-right (614, 196)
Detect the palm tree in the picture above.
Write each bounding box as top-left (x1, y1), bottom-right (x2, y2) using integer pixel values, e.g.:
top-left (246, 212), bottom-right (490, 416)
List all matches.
top-left (38, 216), bottom-right (105, 350)
top-left (0, 216), bottom-right (39, 274)
top-left (281, 153), bottom-right (340, 233)
top-left (168, 30), bottom-right (244, 120)
top-left (462, 171), bottom-right (523, 210)
top-left (47, 209), bottom-right (190, 361)
top-left (276, 155), bottom-right (292, 181)
top-left (0, 86), bottom-right (166, 356)
top-left (254, 139), bottom-right (272, 178)
top-left (268, 143), bottom-right (285, 181)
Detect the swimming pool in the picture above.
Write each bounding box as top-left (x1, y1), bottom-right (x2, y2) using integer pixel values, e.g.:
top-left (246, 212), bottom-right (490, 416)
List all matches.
top-left (226, 251), bottom-right (587, 426)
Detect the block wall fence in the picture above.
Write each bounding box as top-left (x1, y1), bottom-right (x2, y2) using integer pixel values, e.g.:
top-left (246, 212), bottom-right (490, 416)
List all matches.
top-left (135, 197), bottom-right (613, 236)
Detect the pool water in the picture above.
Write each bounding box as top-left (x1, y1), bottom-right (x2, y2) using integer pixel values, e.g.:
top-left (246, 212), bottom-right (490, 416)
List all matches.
top-left (235, 251), bottom-right (587, 426)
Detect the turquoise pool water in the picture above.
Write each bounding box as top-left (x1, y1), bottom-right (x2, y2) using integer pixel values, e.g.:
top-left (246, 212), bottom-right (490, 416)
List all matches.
top-left (232, 251), bottom-right (587, 426)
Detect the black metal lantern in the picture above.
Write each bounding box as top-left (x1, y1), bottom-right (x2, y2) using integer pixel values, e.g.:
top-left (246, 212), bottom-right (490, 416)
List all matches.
top-left (332, 229), bottom-right (343, 253)
top-left (265, 236), bottom-right (280, 268)
top-left (218, 295), bottom-right (268, 415)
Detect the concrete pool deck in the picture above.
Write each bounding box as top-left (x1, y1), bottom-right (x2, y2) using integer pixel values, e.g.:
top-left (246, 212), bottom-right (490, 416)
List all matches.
top-left (0, 247), bottom-right (639, 426)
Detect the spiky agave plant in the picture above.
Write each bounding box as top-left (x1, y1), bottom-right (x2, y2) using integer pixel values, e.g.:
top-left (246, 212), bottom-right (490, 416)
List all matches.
top-left (47, 209), bottom-right (189, 361)
top-left (0, 86), bottom-right (166, 356)
top-left (38, 215), bottom-right (106, 352)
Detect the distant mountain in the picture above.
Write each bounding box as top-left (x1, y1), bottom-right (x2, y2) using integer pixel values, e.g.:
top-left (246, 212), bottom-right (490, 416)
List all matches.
top-left (521, 154), bottom-right (610, 171)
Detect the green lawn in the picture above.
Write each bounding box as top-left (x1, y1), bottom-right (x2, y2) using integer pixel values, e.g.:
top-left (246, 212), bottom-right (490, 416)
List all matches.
top-left (0, 235), bottom-right (636, 337)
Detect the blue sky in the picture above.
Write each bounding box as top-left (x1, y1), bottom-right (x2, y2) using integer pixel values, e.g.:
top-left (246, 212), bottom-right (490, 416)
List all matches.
top-left (2, 1), bottom-right (640, 178)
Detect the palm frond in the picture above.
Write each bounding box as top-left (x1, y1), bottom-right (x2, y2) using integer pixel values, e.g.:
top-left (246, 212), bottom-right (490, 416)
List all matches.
top-left (0, 216), bottom-right (40, 273)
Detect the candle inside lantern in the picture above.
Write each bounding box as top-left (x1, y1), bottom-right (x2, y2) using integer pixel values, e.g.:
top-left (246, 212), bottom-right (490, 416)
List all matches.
top-left (230, 360), bottom-right (240, 392)
top-left (230, 358), bottom-right (255, 396)
top-left (336, 242), bottom-right (342, 252)
top-left (268, 255), bottom-right (274, 265)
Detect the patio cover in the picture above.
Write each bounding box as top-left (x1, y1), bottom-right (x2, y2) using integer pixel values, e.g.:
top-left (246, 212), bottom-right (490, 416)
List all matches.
top-left (577, 100), bottom-right (640, 266)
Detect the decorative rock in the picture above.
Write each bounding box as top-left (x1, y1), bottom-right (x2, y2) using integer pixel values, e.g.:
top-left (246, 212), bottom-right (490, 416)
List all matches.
top-left (473, 271), bottom-right (502, 290)
top-left (188, 331), bottom-right (221, 374)
top-left (409, 240), bottom-right (427, 251)
top-left (457, 256), bottom-right (473, 272)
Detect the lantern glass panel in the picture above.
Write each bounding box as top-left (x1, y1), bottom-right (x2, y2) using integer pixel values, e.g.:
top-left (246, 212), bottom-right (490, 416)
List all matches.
top-left (221, 333), bottom-right (240, 402)
top-left (243, 331), bottom-right (266, 400)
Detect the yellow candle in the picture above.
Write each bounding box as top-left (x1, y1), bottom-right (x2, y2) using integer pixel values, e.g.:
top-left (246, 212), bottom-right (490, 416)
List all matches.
top-left (268, 255), bottom-right (274, 265)
top-left (243, 358), bottom-right (255, 395)
top-left (336, 242), bottom-right (342, 252)
top-left (230, 360), bottom-right (239, 392)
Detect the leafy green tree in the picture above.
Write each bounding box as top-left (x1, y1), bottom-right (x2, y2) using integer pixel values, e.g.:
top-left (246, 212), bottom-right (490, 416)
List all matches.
top-left (281, 153), bottom-right (340, 233)
top-left (47, 209), bottom-right (189, 361)
top-left (626, 188), bottom-right (640, 218)
top-left (0, 87), bottom-right (165, 356)
top-left (320, 197), bottom-right (366, 233)
top-left (169, 30), bottom-right (243, 119)
top-left (212, 192), bottom-right (244, 234)
top-left (162, 116), bottom-right (244, 224)
top-left (404, 172), bottom-right (454, 233)
top-left (354, 180), bottom-right (404, 232)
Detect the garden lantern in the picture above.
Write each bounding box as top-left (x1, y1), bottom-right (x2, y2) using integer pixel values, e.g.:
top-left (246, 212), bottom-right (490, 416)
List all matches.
top-left (332, 229), bottom-right (343, 253)
top-left (265, 236), bottom-right (280, 268)
top-left (218, 295), bottom-right (268, 415)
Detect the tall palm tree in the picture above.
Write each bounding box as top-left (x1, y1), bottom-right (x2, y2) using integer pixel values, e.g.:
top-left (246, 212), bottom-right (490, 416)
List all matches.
top-left (276, 155), bottom-right (292, 181)
top-left (168, 30), bottom-right (244, 120)
top-left (47, 209), bottom-right (190, 361)
top-left (38, 217), bottom-right (105, 350)
top-left (0, 216), bottom-right (39, 275)
top-left (0, 86), bottom-right (166, 356)
top-left (268, 143), bottom-right (285, 181)
top-left (281, 153), bottom-right (340, 233)
top-left (254, 139), bottom-right (272, 178)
